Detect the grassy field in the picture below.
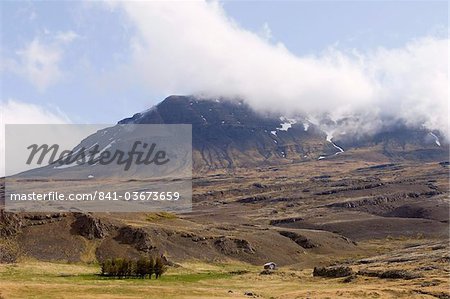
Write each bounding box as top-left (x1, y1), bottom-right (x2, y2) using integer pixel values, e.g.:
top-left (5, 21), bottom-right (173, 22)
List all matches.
top-left (0, 259), bottom-right (447, 299)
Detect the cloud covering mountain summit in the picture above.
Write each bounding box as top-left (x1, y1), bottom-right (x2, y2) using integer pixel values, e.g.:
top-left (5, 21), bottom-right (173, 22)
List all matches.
top-left (109, 1), bottom-right (448, 140)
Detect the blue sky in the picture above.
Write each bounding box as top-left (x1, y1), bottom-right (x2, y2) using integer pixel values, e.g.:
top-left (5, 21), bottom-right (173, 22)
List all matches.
top-left (224, 1), bottom-right (448, 53)
top-left (1, 1), bottom-right (448, 124)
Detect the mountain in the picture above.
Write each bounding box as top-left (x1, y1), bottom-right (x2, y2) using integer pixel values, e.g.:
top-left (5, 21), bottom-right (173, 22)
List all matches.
top-left (119, 95), bottom-right (448, 170)
top-left (11, 95), bottom-right (448, 178)
top-left (119, 95), bottom-right (334, 170)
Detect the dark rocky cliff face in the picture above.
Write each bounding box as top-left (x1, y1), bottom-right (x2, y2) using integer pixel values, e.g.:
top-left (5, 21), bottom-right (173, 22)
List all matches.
top-left (120, 95), bottom-right (332, 170)
top-left (118, 95), bottom-right (448, 170)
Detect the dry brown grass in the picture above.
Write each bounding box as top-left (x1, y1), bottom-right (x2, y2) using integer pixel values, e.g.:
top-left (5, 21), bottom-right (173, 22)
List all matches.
top-left (0, 258), bottom-right (448, 299)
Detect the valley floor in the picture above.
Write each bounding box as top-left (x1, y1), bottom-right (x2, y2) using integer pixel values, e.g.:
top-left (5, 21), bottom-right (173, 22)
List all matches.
top-left (1, 238), bottom-right (449, 299)
top-left (1, 159), bottom-right (449, 298)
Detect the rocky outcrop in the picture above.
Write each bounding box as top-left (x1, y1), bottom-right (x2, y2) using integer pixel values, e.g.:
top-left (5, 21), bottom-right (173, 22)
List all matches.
top-left (327, 190), bottom-right (441, 210)
top-left (24, 213), bottom-right (67, 226)
top-left (269, 217), bottom-right (303, 225)
top-left (237, 195), bottom-right (270, 204)
top-left (358, 269), bottom-right (422, 280)
top-left (315, 182), bottom-right (384, 196)
top-left (279, 231), bottom-right (317, 249)
top-left (71, 213), bottom-right (112, 240)
top-left (115, 226), bottom-right (156, 252)
top-left (0, 241), bottom-right (19, 263)
top-left (213, 236), bottom-right (255, 255)
top-left (313, 266), bottom-right (353, 278)
top-left (0, 210), bottom-right (22, 237)
top-left (0, 209), bottom-right (21, 263)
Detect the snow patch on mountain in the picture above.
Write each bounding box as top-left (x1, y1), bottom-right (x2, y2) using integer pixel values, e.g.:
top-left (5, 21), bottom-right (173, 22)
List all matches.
top-left (331, 141), bottom-right (344, 154)
top-left (53, 161), bottom-right (79, 169)
top-left (326, 132), bottom-right (344, 154)
top-left (278, 116), bottom-right (297, 131)
top-left (430, 132), bottom-right (441, 146)
top-left (303, 122), bottom-right (309, 131)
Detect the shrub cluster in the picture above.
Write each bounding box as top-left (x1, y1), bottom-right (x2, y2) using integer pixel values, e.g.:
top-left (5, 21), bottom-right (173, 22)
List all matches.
top-left (100, 256), bottom-right (167, 279)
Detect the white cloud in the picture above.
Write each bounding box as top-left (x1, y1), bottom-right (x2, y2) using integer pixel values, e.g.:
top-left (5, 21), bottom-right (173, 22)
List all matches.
top-left (4, 30), bottom-right (79, 91)
top-left (13, 38), bottom-right (64, 91)
top-left (0, 99), bottom-right (70, 176)
top-left (110, 1), bottom-right (448, 140)
top-left (55, 30), bottom-right (79, 44)
top-left (1, 99), bottom-right (70, 124)
top-left (366, 37), bottom-right (448, 135)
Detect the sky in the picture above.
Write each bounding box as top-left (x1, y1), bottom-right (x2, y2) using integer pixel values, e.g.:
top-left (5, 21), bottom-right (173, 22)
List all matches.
top-left (0, 1), bottom-right (448, 131)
